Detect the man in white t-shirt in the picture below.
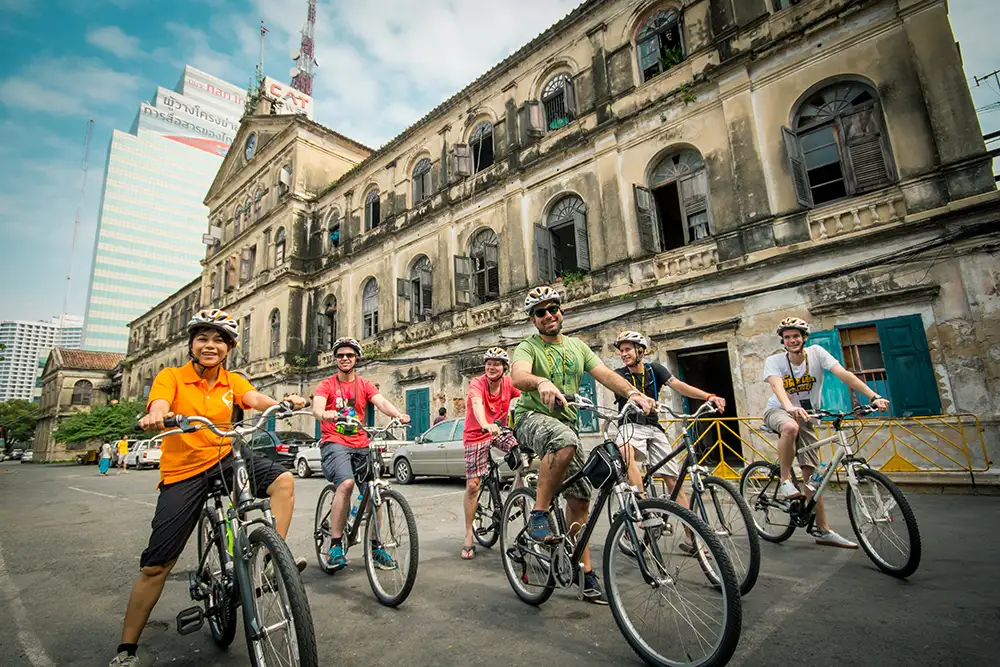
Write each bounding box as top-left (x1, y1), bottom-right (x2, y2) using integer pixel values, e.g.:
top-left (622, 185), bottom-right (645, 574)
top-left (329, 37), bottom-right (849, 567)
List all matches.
top-left (762, 317), bottom-right (890, 549)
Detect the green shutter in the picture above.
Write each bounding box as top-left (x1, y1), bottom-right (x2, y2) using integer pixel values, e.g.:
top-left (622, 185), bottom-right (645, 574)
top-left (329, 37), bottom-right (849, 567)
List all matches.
top-left (875, 315), bottom-right (941, 417)
top-left (405, 388), bottom-right (430, 440)
top-left (577, 372), bottom-right (598, 433)
top-left (315, 419), bottom-right (321, 440)
top-left (808, 329), bottom-right (852, 414)
top-left (266, 414), bottom-right (276, 433)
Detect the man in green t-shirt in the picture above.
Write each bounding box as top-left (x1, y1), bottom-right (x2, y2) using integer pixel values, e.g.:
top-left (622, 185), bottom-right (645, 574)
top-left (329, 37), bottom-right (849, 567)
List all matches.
top-left (512, 286), bottom-right (656, 604)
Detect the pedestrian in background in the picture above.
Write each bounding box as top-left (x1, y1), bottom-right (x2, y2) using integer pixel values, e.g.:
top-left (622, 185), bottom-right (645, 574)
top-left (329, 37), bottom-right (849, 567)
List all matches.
top-left (117, 436), bottom-right (129, 474)
top-left (99, 442), bottom-right (113, 475)
top-left (433, 407), bottom-right (447, 425)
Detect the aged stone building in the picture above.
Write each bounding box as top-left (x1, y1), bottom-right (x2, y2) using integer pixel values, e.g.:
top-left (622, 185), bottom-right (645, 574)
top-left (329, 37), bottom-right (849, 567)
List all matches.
top-left (34, 349), bottom-right (125, 462)
top-left (124, 0), bottom-right (1000, 470)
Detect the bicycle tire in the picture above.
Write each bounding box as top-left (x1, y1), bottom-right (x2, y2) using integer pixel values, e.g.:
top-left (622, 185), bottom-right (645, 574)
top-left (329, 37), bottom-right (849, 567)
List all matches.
top-left (499, 487), bottom-right (554, 606)
top-left (195, 509), bottom-right (237, 648)
top-left (313, 484), bottom-right (338, 574)
top-left (364, 488), bottom-right (419, 607)
top-left (604, 497), bottom-right (742, 667)
top-left (846, 467), bottom-right (922, 578)
top-left (739, 461), bottom-right (796, 543)
top-left (692, 476), bottom-right (761, 596)
top-left (474, 477), bottom-right (501, 548)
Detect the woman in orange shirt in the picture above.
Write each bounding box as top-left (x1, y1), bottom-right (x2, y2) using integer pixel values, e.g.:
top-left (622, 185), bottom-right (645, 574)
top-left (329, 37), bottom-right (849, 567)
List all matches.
top-left (109, 309), bottom-right (306, 667)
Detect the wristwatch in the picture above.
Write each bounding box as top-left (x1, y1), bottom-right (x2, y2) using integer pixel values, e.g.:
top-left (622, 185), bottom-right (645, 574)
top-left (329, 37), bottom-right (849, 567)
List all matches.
top-left (871, 393), bottom-right (883, 400)
top-left (627, 389), bottom-right (642, 399)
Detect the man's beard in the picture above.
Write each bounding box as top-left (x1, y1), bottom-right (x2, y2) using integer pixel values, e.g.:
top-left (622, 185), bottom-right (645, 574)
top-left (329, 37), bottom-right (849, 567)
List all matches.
top-left (540, 320), bottom-right (562, 335)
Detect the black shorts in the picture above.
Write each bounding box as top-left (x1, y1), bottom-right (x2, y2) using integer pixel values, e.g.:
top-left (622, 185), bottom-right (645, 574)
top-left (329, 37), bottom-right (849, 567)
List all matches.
top-left (139, 449), bottom-right (289, 568)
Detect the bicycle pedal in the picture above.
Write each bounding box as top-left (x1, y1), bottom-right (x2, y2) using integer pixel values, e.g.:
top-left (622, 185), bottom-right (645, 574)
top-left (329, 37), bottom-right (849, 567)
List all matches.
top-left (187, 572), bottom-right (207, 601)
top-left (176, 606), bottom-right (204, 635)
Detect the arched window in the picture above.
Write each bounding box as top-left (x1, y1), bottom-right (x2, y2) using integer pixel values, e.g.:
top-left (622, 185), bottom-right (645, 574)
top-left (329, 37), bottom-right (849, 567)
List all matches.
top-left (784, 81), bottom-right (895, 207)
top-left (327, 211), bottom-right (341, 251)
top-left (412, 158), bottom-right (432, 204)
top-left (274, 227), bottom-right (286, 265)
top-left (361, 279), bottom-right (379, 338)
top-left (269, 309), bottom-right (281, 357)
top-left (278, 165), bottom-right (292, 197)
top-left (71, 379), bottom-right (93, 406)
top-left (233, 204), bottom-right (242, 237)
top-left (318, 295), bottom-right (337, 350)
top-left (469, 122), bottom-right (494, 173)
top-left (209, 271), bottom-right (218, 304)
top-left (455, 229), bottom-right (499, 307)
top-left (365, 190), bottom-right (381, 231)
top-left (535, 195), bottom-right (590, 282)
top-left (637, 149), bottom-right (713, 253)
top-left (399, 256), bottom-right (433, 323)
top-left (636, 9), bottom-right (684, 82)
top-left (541, 73), bottom-right (575, 131)
top-left (253, 188), bottom-right (263, 220)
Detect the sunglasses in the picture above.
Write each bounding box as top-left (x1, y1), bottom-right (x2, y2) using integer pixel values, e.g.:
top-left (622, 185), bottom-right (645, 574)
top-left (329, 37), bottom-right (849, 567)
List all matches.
top-left (532, 304), bottom-right (561, 318)
top-left (336, 353), bottom-right (357, 359)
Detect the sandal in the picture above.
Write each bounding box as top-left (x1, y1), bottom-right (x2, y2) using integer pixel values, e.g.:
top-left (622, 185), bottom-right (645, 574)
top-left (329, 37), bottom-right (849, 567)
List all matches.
top-left (461, 544), bottom-right (476, 560)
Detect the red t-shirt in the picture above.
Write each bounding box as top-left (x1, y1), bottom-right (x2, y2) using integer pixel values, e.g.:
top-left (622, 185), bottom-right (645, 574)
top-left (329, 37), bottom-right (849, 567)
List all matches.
top-left (463, 375), bottom-right (520, 445)
top-left (314, 374), bottom-right (379, 448)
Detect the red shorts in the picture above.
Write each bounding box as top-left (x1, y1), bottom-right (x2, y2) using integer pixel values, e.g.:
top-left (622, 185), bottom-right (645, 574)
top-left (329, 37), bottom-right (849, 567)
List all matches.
top-left (464, 431), bottom-right (517, 479)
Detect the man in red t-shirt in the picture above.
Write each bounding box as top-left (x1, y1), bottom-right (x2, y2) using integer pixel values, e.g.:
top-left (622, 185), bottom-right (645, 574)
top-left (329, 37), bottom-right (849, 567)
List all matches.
top-left (461, 347), bottom-right (520, 559)
top-left (312, 337), bottom-right (410, 571)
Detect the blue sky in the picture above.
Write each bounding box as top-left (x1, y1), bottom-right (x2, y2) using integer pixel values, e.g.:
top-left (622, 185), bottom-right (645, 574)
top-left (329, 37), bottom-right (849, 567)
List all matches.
top-left (0, 0), bottom-right (996, 324)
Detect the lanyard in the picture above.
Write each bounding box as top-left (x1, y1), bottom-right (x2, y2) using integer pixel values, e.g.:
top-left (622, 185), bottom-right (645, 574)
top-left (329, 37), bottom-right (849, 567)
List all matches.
top-left (335, 376), bottom-right (359, 413)
top-left (629, 367), bottom-right (646, 395)
top-left (543, 342), bottom-right (568, 391)
top-left (786, 352), bottom-right (809, 394)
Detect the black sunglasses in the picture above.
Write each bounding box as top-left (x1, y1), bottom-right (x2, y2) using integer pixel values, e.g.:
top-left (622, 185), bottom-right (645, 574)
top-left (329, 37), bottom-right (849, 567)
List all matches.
top-left (532, 304), bottom-right (561, 318)
top-left (336, 353), bottom-right (357, 359)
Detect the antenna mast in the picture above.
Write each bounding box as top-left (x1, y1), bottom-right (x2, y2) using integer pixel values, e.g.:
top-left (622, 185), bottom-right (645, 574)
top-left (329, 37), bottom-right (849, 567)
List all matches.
top-left (290, 0), bottom-right (317, 95)
top-left (61, 119), bottom-right (93, 331)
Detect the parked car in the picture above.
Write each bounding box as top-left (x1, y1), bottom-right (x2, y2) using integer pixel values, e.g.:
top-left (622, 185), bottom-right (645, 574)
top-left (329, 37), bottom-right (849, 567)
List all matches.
top-left (9, 448), bottom-right (24, 461)
top-left (125, 440), bottom-right (161, 470)
top-left (390, 418), bottom-right (516, 484)
top-left (248, 430), bottom-right (316, 469)
top-left (20, 450), bottom-right (33, 463)
top-left (293, 432), bottom-right (408, 478)
top-left (76, 439), bottom-right (138, 465)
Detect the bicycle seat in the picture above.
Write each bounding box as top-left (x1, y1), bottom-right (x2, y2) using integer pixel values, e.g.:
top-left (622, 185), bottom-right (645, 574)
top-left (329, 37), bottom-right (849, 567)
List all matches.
top-left (207, 478), bottom-right (226, 496)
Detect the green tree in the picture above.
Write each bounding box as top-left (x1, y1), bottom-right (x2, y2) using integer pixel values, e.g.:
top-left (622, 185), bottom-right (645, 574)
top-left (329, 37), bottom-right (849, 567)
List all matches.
top-left (0, 399), bottom-right (39, 451)
top-left (51, 399), bottom-right (146, 445)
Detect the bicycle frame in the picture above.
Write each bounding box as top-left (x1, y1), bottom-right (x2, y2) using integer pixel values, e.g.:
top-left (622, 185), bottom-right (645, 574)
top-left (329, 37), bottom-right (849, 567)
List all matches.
top-left (782, 427), bottom-right (858, 513)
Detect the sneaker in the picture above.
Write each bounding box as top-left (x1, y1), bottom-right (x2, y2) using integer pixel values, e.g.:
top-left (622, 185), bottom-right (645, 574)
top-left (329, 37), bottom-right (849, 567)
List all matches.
top-left (776, 479), bottom-right (803, 500)
top-left (580, 570), bottom-right (609, 605)
top-left (109, 652), bottom-right (139, 667)
top-left (813, 530), bottom-right (859, 549)
top-left (527, 510), bottom-right (561, 544)
top-left (371, 543), bottom-right (398, 570)
top-left (678, 540), bottom-right (698, 556)
top-left (328, 543), bottom-right (347, 569)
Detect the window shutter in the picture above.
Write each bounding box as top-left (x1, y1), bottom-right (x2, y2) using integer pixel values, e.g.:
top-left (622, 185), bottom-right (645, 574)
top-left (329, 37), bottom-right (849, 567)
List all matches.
top-left (782, 126), bottom-right (813, 208)
top-left (420, 268), bottom-right (433, 317)
top-left (807, 329), bottom-right (852, 415)
top-left (240, 248), bottom-right (250, 281)
top-left (454, 143), bottom-right (472, 176)
top-left (534, 224), bottom-right (554, 283)
top-left (633, 185), bottom-right (662, 254)
top-left (454, 255), bottom-right (473, 307)
top-left (875, 315), bottom-right (941, 417)
top-left (493, 118), bottom-right (507, 157)
top-left (574, 211), bottom-right (591, 271)
top-left (397, 278), bottom-right (411, 323)
top-left (842, 105), bottom-right (892, 193)
top-left (485, 244), bottom-right (500, 297)
top-left (563, 77), bottom-right (576, 119)
top-left (528, 101), bottom-right (544, 135)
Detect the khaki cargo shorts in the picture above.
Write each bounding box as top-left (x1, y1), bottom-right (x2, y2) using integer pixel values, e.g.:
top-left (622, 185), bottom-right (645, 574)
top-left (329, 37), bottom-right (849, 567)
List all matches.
top-left (514, 412), bottom-right (592, 501)
top-left (763, 407), bottom-right (821, 469)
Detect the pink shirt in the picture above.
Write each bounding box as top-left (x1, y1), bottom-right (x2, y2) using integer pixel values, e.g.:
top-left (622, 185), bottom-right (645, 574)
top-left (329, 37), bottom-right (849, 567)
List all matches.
top-left (463, 375), bottom-right (520, 445)
top-left (314, 375), bottom-right (379, 448)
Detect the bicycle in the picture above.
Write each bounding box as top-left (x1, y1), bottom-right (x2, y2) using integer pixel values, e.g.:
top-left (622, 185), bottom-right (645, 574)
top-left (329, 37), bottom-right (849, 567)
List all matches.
top-left (608, 401), bottom-right (761, 596)
top-left (312, 416), bottom-right (419, 606)
top-left (739, 404), bottom-right (922, 578)
top-left (472, 426), bottom-right (537, 549)
top-left (143, 401), bottom-right (318, 667)
top-left (500, 396), bottom-right (742, 667)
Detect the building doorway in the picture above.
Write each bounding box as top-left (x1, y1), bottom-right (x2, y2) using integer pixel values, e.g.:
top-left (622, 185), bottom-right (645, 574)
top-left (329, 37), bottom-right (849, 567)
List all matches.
top-left (675, 344), bottom-right (742, 470)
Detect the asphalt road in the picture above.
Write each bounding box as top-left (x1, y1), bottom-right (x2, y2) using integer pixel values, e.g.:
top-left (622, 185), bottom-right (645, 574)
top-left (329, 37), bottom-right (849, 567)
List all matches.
top-left (1, 461), bottom-right (998, 667)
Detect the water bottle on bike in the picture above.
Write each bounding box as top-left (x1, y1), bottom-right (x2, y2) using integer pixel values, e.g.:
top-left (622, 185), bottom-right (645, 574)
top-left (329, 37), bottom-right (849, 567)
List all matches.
top-left (806, 462), bottom-right (829, 491)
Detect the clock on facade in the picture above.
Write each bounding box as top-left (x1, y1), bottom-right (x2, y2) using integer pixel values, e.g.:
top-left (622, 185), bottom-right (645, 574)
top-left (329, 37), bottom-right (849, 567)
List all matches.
top-left (244, 133), bottom-right (258, 162)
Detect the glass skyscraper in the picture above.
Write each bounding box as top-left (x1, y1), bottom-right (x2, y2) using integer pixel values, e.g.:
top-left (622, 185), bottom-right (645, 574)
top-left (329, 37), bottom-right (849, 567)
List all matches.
top-left (0, 315), bottom-right (83, 402)
top-left (83, 66), bottom-right (244, 352)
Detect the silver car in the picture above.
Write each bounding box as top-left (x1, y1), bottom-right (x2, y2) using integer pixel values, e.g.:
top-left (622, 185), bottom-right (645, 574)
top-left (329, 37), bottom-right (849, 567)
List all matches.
top-left (294, 436), bottom-right (408, 479)
top-left (391, 418), bottom-right (516, 484)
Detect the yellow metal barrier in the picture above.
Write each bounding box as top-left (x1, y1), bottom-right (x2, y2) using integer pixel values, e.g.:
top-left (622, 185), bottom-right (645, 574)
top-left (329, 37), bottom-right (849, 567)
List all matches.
top-left (655, 414), bottom-right (991, 481)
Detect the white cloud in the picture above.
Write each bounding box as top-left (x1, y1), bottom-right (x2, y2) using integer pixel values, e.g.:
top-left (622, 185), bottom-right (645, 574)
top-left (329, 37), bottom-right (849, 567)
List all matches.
top-left (160, 22), bottom-right (254, 90)
top-left (0, 56), bottom-right (144, 116)
top-left (86, 25), bottom-right (142, 59)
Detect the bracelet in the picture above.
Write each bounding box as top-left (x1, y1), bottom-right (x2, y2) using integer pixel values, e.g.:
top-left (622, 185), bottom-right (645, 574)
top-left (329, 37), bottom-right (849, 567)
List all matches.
top-left (627, 389), bottom-right (642, 399)
top-left (536, 378), bottom-right (552, 390)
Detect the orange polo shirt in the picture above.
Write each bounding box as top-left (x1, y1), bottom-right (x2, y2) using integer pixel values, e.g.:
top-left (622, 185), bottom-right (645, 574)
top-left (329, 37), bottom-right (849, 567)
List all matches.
top-left (147, 362), bottom-right (254, 486)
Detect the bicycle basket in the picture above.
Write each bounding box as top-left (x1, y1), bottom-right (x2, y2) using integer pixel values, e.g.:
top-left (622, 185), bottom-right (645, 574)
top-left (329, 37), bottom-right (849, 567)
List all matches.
top-left (581, 443), bottom-right (621, 490)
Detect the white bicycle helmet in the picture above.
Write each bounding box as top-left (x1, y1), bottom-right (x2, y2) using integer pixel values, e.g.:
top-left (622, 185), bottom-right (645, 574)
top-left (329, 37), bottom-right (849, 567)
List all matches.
top-left (187, 309), bottom-right (239, 346)
top-left (776, 317), bottom-right (810, 336)
top-left (524, 285), bottom-right (562, 314)
top-left (332, 337), bottom-right (363, 358)
top-left (613, 330), bottom-right (650, 351)
top-left (483, 347), bottom-right (510, 365)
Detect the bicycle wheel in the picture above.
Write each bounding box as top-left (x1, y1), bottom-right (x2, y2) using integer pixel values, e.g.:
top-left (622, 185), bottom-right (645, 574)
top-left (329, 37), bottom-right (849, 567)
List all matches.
top-left (313, 484), bottom-right (338, 574)
top-left (846, 467), bottom-right (921, 578)
top-left (604, 498), bottom-right (742, 667)
top-left (473, 477), bottom-right (501, 548)
top-left (364, 488), bottom-right (419, 607)
top-left (245, 525), bottom-right (319, 667)
top-left (499, 487), bottom-right (554, 606)
top-left (691, 476), bottom-right (761, 596)
top-left (739, 461), bottom-right (796, 543)
top-left (195, 509), bottom-right (237, 648)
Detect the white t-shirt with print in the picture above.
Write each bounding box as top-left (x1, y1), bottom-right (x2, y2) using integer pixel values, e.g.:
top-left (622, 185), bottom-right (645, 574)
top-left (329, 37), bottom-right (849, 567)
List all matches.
top-left (762, 345), bottom-right (841, 412)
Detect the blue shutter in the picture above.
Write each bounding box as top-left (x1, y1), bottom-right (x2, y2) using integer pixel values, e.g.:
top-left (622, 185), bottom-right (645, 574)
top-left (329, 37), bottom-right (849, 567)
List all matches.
top-left (875, 315), bottom-right (941, 417)
top-left (807, 329), bottom-right (852, 414)
top-left (315, 419), bottom-right (321, 440)
top-left (577, 372), bottom-right (598, 433)
top-left (405, 388), bottom-right (430, 440)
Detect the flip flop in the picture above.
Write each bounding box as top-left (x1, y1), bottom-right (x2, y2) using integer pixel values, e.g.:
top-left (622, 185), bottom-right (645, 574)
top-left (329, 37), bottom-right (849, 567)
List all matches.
top-left (461, 544), bottom-right (476, 560)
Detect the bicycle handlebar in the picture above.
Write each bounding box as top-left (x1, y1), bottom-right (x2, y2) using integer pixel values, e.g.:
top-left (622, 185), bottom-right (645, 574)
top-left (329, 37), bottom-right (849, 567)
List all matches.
top-left (657, 400), bottom-right (719, 421)
top-left (137, 399), bottom-right (306, 439)
top-left (807, 404), bottom-right (880, 420)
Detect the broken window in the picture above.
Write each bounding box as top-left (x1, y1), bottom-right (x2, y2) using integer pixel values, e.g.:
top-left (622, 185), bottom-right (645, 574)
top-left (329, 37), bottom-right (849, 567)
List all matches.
top-left (318, 296), bottom-right (337, 350)
top-left (636, 9), bottom-right (685, 82)
top-left (470, 122), bottom-right (494, 173)
top-left (541, 74), bottom-right (576, 131)
top-left (71, 380), bottom-right (92, 406)
top-left (240, 245), bottom-right (256, 282)
top-left (274, 227), bottom-right (286, 264)
top-left (398, 255), bottom-right (433, 323)
top-left (535, 195), bottom-right (590, 283)
top-left (412, 158), bottom-right (432, 204)
top-left (365, 189), bottom-right (381, 231)
top-left (455, 229), bottom-right (499, 307)
top-left (269, 309), bottom-right (281, 357)
top-left (362, 278), bottom-right (379, 338)
top-left (637, 149), bottom-right (713, 253)
top-left (278, 165), bottom-right (292, 197)
top-left (327, 211), bottom-right (341, 251)
top-left (784, 82), bottom-right (895, 207)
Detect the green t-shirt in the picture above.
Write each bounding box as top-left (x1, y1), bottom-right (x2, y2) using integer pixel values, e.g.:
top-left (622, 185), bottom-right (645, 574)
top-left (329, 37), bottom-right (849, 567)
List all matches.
top-left (513, 334), bottom-right (600, 423)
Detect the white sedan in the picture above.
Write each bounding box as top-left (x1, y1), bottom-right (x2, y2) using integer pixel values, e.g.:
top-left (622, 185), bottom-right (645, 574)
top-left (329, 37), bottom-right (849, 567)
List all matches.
top-left (125, 440), bottom-right (161, 470)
